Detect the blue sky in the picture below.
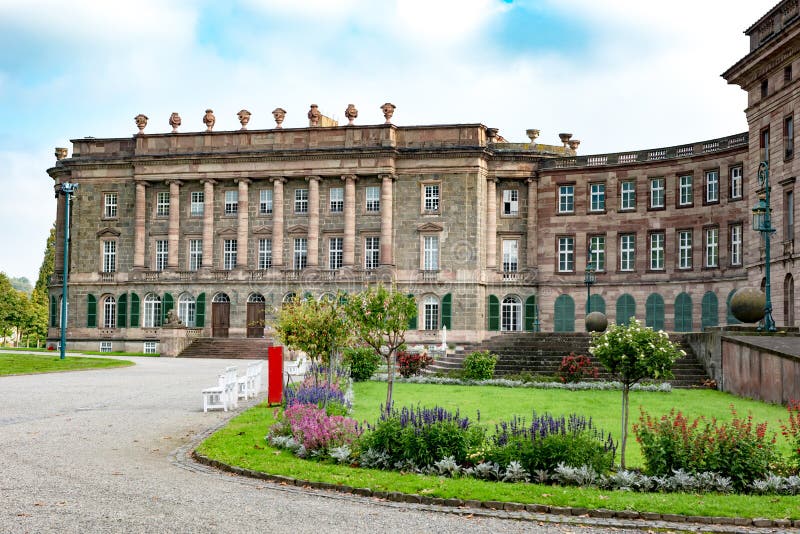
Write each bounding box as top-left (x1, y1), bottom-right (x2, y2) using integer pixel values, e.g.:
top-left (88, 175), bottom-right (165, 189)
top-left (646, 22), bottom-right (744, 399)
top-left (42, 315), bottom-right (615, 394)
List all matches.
top-left (0, 0), bottom-right (771, 280)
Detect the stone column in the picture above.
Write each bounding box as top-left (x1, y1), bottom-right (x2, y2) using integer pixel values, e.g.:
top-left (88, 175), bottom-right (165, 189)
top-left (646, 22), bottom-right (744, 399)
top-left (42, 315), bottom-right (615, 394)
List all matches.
top-left (271, 177), bottom-right (286, 268)
top-left (379, 174), bottom-right (395, 265)
top-left (134, 180), bottom-right (148, 269)
top-left (343, 175), bottom-right (357, 266)
top-left (486, 177), bottom-right (497, 269)
top-left (307, 176), bottom-right (320, 267)
top-left (167, 180), bottom-right (182, 269)
top-left (201, 179), bottom-right (216, 268)
top-left (236, 178), bottom-right (250, 268)
top-left (526, 177), bottom-right (538, 271)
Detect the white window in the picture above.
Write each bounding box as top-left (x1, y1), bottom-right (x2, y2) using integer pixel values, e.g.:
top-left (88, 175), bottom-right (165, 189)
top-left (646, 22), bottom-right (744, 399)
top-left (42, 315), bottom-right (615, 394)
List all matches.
top-left (258, 238), bottom-right (272, 270)
top-left (679, 175), bottom-right (693, 206)
top-left (103, 241), bottom-right (116, 273)
top-left (329, 187), bottom-right (343, 213)
top-left (705, 170), bottom-right (719, 203)
top-left (503, 189), bottom-right (519, 216)
top-left (424, 184), bottom-right (440, 212)
top-left (650, 178), bottom-right (665, 208)
top-left (590, 183), bottom-right (605, 212)
top-left (143, 294), bottom-right (161, 328)
top-left (259, 189), bottom-right (273, 215)
top-left (294, 188), bottom-right (308, 214)
top-left (589, 235), bottom-right (605, 271)
top-left (423, 295), bottom-right (439, 330)
top-left (155, 240), bottom-right (168, 271)
top-left (501, 296), bottom-right (521, 331)
top-left (190, 191), bottom-right (204, 216)
top-left (730, 166), bottom-right (743, 199)
top-left (329, 237), bottom-right (343, 270)
top-left (705, 227), bottom-right (719, 267)
top-left (620, 234), bottom-right (635, 271)
top-left (102, 296), bottom-right (116, 329)
top-left (502, 239), bottom-right (518, 272)
top-left (293, 238), bottom-right (307, 270)
top-left (223, 239), bottom-right (237, 270)
top-left (558, 185), bottom-right (574, 213)
top-left (557, 236), bottom-right (574, 272)
top-left (650, 233), bottom-right (665, 270)
top-left (104, 193), bottom-right (118, 218)
top-left (365, 186), bottom-right (380, 212)
top-left (364, 237), bottom-right (380, 269)
top-left (178, 294), bottom-right (196, 327)
top-left (678, 230), bottom-right (692, 269)
top-left (730, 224), bottom-right (742, 266)
top-left (423, 236), bottom-right (439, 271)
top-left (143, 341), bottom-right (158, 354)
top-left (620, 181), bottom-right (635, 210)
top-left (100, 341), bottom-right (112, 353)
top-left (224, 190), bottom-right (238, 215)
top-left (189, 239), bottom-right (202, 271)
top-left (157, 191), bottom-right (170, 216)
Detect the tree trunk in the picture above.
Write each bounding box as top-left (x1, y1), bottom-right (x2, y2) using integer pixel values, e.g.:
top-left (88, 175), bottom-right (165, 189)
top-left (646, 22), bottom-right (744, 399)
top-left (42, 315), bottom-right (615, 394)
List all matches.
top-left (385, 350), bottom-right (394, 415)
top-left (620, 384), bottom-right (630, 469)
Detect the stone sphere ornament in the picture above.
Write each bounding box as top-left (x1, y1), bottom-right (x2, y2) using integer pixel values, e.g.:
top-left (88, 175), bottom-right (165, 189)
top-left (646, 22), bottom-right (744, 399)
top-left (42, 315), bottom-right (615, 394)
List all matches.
top-left (730, 287), bottom-right (767, 323)
top-left (585, 311), bottom-right (608, 332)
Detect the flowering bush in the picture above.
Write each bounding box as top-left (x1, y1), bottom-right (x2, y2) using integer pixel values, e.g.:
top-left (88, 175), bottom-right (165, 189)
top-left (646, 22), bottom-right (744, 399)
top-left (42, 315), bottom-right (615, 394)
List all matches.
top-left (780, 399), bottom-right (800, 472)
top-left (558, 353), bottom-right (599, 383)
top-left (272, 403), bottom-right (361, 456)
top-left (396, 350), bottom-right (433, 378)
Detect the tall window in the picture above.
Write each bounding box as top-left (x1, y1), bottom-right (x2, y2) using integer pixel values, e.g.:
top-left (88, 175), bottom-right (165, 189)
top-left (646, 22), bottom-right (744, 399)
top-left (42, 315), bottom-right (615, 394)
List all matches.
top-left (189, 239), bottom-right (202, 271)
top-left (295, 188), bottom-right (309, 214)
top-left (650, 232), bottom-right (665, 270)
top-left (424, 184), bottom-right (440, 212)
top-left (705, 227), bottom-right (719, 267)
top-left (503, 189), bottom-right (519, 215)
top-left (258, 238), bottom-right (272, 270)
top-left (423, 296), bottom-right (439, 330)
top-left (102, 241), bottom-right (116, 273)
top-left (620, 181), bottom-right (635, 210)
top-left (678, 175), bottom-right (693, 206)
top-left (103, 296), bottom-right (116, 328)
top-left (678, 230), bottom-right (693, 269)
top-left (589, 235), bottom-right (605, 271)
top-left (143, 294), bottom-right (161, 328)
top-left (104, 193), bottom-right (118, 218)
top-left (786, 191), bottom-right (795, 242)
top-left (178, 294), bottom-right (196, 327)
top-left (558, 185), bottom-right (574, 213)
top-left (649, 178), bottom-right (665, 208)
top-left (785, 115), bottom-right (794, 159)
top-left (329, 187), bottom-right (343, 213)
top-left (223, 239), bottom-right (237, 270)
top-left (501, 296), bottom-right (521, 331)
top-left (157, 191), bottom-right (170, 216)
top-left (557, 236), bottom-right (574, 272)
top-left (365, 186), bottom-right (380, 212)
top-left (423, 236), bottom-right (439, 270)
top-left (329, 237), bottom-right (343, 270)
top-left (224, 190), bottom-right (238, 215)
top-left (589, 183), bottom-right (605, 212)
top-left (705, 170), bottom-right (719, 203)
top-left (761, 127), bottom-right (770, 162)
top-left (259, 189), bottom-right (273, 215)
top-left (364, 237), bottom-right (380, 269)
top-left (730, 224), bottom-right (742, 266)
top-left (620, 234), bottom-right (635, 271)
top-left (502, 239), bottom-right (518, 272)
top-left (190, 191), bottom-right (204, 216)
top-left (730, 166), bottom-right (743, 199)
top-left (155, 240), bottom-right (168, 271)
top-left (293, 238), bottom-right (307, 270)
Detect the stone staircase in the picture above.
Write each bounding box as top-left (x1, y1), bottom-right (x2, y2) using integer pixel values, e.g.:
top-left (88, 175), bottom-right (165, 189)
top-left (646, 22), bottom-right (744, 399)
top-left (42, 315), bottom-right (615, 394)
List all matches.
top-left (177, 337), bottom-right (272, 359)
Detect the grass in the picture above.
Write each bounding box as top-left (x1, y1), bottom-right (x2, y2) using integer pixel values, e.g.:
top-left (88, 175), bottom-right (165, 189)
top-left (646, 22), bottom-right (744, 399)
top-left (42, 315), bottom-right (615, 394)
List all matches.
top-left (0, 353), bottom-right (134, 375)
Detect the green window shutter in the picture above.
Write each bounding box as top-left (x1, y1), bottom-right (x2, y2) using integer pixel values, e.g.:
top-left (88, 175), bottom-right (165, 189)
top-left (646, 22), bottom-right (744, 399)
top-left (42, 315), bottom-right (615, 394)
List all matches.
top-left (87, 294), bottom-right (97, 328)
top-left (701, 291), bottom-right (718, 330)
top-left (162, 293), bottom-right (174, 324)
top-left (407, 294), bottom-right (417, 330)
top-left (674, 293), bottom-right (692, 332)
top-left (587, 294), bottom-right (605, 314)
top-left (196, 292), bottom-right (206, 327)
top-left (554, 295), bottom-right (575, 332)
top-left (130, 293), bottom-right (140, 328)
top-left (645, 294), bottom-right (665, 330)
top-left (616, 294), bottom-right (636, 325)
top-left (117, 294), bottom-right (128, 329)
top-left (726, 290), bottom-right (741, 325)
top-left (488, 295), bottom-right (500, 331)
top-left (441, 293), bottom-right (452, 329)
top-left (50, 295), bottom-right (57, 327)
top-left (524, 295), bottom-right (537, 331)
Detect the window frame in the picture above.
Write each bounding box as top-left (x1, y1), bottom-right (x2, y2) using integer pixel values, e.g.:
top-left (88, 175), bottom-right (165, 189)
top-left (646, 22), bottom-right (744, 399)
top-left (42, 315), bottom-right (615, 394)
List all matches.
top-left (678, 229), bottom-right (693, 270)
top-left (649, 177), bottom-right (665, 210)
top-left (619, 233), bottom-right (636, 272)
top-left (178, 294), bottom-right (196, 327)
top-left (102, 240), bottom-right (116, 273)
top-left (365, 186), bottom-right (380, 213)
top-left (223, 239), bottom-right (237, 270)
top-left (143, 294), bottom-right (162, 328)
top-left (502, 238), bottom-right (519, 273)
top-left (190, 191), bottom-right (205, 216)
top-left (189, 239), bottom-right (203, 271)
top-left (677, 174), bottom-right (693, 207)
top-left (103, 192), bottom-right (118, 219)
top-left (258, 238), bottom-right (272, 270)
top-left (704, 169), bottom-right (720, 205)
top-left (785, 114), bottom-right (794, 160)
top-left (293, 237), bottom-right (308, 270)
top-left (328, 236), bottom-right (343, 270)
top-left (649, 231), bottom-right (665, 271)
top-left (502, 188), bottom-right (519, 216)
top-left (704, 226), bottom-right (719, 268)
top-left (620, 181), bottom-right (636, 211)
top-left (589, 182), bottom-right (606, 213)
top-left (557, 184), bottom-right (575, 214)
top-left (423, 295), bottom-right (440, 331)
top-left (423, 235), bottom-right (440, 271)
top-left (155, 239), bottom-right (168, 272)
top-left (259, 189), bottom-right (273, 215)
top-left (557, 235), bottom-right (575, 273)
top-left (224, 190), bottom-right (239, 215)
top-left (156, 191), bottom-right (170, 217)
top-left (588, 234), bottom-right (606, 272)
top-left (730, 165), bottom-right (743, 200)
top-left (423, 184), bottom-right (440, 213)
top-left (730, 223), bottom-right (743, 266)
top-left (102, 296), bottom-right (116, 329)
top-left (364, 236), bottom-right (380, 270)
top-left (329, 187), bottom-right (344, 213)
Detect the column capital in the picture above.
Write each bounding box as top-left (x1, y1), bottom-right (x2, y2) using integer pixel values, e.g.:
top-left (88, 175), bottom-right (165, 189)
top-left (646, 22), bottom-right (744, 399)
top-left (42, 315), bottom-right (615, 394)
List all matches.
top-left (305, 175), bottom-right (321, 183)
top-left (486, 176), bottom-right (499, 184)
top-left (134, 179), bottom-right (151, 187)
top-left (378, 173), bottom-right (396, 182)
top-left (341, 174), bottom-right (358, 182)
top-left (270, 176), bottom-right (287, 184)
top-left (199, 178), bottom-right (217, 185)
top-left (165, 179), bottom-right (183, 187)
top-left (526, 175), bottom-right (539, 185)
top-left (234, 177), bottom-right (252, 185)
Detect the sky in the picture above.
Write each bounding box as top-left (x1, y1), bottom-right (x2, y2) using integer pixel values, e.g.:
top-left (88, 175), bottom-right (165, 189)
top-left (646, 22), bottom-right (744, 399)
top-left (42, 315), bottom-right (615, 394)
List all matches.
top-left (0, 0), bottom-right (772, 281)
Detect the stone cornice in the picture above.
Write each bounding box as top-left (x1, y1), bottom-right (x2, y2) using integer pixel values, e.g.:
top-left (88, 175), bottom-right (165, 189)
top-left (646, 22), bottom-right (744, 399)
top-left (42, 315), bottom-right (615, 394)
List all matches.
top-left (96, 227), bottom-right (121, 238)
top-left (416, 222), bottom-right (444, 232)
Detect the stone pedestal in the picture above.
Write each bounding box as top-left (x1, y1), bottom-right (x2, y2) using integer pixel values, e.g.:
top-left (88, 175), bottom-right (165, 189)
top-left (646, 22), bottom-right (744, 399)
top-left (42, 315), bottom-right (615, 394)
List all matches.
top-left (159, 324), bottom-right (189, 357)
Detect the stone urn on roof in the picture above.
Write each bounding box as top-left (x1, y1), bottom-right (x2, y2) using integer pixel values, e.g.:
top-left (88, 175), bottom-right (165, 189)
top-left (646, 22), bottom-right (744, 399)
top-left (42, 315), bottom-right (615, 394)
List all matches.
top-left (344, 104), bottom-right (358, 126)
top-left (203, 109), bottom-right (216, 132)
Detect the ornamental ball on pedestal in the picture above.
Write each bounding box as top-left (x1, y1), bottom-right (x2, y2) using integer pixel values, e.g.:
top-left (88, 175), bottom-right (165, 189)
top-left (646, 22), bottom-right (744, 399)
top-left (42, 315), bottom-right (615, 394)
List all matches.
top-left (585, 311), bottom-right (608, 332)
top-left (730, 287), bottom-right (767, 323)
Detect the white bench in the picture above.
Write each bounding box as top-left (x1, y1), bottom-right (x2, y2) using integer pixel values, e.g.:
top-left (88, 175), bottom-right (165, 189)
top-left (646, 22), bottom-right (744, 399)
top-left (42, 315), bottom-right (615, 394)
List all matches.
top-left (284, 355), bottom-right (309, 385)
top-left (237, 360), bottom-right (263, 401)
top-left (202, 366), bottom-right (238, 412)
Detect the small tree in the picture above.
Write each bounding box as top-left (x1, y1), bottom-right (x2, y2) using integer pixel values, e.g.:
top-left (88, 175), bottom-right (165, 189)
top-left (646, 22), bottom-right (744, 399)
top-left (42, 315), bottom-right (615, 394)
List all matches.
top-left (590, 317), bottom-right (684, 468)
top-left (344, 285), bottom-right (416, 414)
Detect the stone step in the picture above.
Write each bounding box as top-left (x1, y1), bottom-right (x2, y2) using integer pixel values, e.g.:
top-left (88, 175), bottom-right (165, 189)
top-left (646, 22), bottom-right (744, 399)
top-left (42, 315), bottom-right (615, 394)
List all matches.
top-left (178, 337), bottom-right (272, 359)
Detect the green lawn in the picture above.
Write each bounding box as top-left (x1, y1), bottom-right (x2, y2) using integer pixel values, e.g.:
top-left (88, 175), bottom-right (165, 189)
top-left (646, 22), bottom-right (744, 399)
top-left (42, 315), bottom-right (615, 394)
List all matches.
top-left (0, 353), bottom-right (134, 375)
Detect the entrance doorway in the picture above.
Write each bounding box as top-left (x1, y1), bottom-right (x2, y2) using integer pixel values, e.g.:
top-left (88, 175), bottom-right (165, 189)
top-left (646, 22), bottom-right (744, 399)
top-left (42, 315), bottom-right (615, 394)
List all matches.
top-left (247, 294), bottom-right (266, 338)
top-left (212, 293), bottom-right (230, 338)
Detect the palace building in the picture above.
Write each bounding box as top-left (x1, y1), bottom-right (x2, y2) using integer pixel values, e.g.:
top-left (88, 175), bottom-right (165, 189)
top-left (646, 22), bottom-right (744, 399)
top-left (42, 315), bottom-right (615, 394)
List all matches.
top-left (47, 0), bottom-right (799, 353)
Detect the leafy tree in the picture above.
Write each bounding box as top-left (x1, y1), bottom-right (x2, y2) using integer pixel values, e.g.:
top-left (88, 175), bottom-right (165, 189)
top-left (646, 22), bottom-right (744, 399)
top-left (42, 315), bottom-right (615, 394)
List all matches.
top-left (589, 317), bottom-right (684, 468)
top-left (10, 277), bottom-right (32, 294)
top-left (33, 223), bottom-right (56, 305)
top-left (344, 285), bottom-right (416, 415)
top-left (0, 273), bottom-right (21, 343)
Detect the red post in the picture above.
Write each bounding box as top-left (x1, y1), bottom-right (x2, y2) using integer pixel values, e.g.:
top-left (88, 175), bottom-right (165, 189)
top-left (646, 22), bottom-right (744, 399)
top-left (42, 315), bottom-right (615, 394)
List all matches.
top-left (267, 346), bottom-right (283, 405)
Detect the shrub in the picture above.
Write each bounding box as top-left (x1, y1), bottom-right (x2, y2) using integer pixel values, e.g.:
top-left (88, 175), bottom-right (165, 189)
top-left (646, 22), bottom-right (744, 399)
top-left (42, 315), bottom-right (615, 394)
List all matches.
top-left (342, 347), bottom-right (381, 381)
top-left (780, 399), bottom-right (800, 473)
top-left (396, 350), bottom-right (433, 378)
top-left (272, 403), bottom-right (361, 456)
top-left (463, 350), bottom-right (498, 380)
top-left (558, 353), bottom-right (599, 383)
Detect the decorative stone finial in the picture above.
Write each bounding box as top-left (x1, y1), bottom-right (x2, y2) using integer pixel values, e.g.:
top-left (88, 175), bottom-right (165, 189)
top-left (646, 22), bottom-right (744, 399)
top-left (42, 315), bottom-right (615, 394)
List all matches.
top-left (558, 133), bottom-right (573, 147)
top-left (568, 139), bottom-right (581, 151)
top-left (237, 109), bottom-right (251, 130)
top-left (134, 114), bottom-right (148, 135)
top-left (526, 129), bottom-right (540, 144)
top-left (344, 104), bottom-right (358, 126)
top-left (55, 147), bottom-right (68, 160)
top-left (169, 112), bottom-right (182, 133)
top-left (486, 128), bottom-right (499, 143)
top-left (203, 109), bottom-right (216, 132)
top-left (272, 108), bottom-right (286, 129)
top-left (381, 102), bottom-right (396, 124)
top-left (308, 104), bottom-right (321, 127)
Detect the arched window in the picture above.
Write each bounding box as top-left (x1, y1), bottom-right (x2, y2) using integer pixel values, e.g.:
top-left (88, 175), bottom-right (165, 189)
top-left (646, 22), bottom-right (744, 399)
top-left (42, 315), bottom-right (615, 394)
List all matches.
top-left (785, 274), bottom-right (795, 326)
top-left (501, 295), bottom-right (522, 331)
top-left (423, 295), bottom-right (439, 330)
top-left (554, 295), bottom-right (575, 332)
top-left (213, 292), bottom-right (231, 303)
top-left (102, 295), bottom-right (116, 328)
top-left (319, 293), bottom-right (336, 302)
top-left (674, 292), bottom-right (693, 332)
top-left (616, 294), bottom-right (636, 325)
top-left (701, 291), bottom-right (718, 330)
top-left (143, 294), bottom-right (162, 327)
top-left (726, 289), bottom-right (741, 325)
top-left (248, 293), bottom-right (265, 303)
top-left (645, 293), bottom-right (664, 330)
top-left (178, 294), bottom-right (196, 327)
top-left (586, 294), bottom-right (606, 314)
top-left (282, 292), bottom-right (296, 305)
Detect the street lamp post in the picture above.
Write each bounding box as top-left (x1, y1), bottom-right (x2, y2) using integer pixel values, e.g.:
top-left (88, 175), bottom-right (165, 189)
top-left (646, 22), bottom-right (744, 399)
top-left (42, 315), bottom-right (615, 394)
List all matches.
top-left (584, 262), bottom-right (596, 314)
top-left (752, 161), bottom-right (777, 332)
top-left (56, 182), bottom-right (78, 359)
